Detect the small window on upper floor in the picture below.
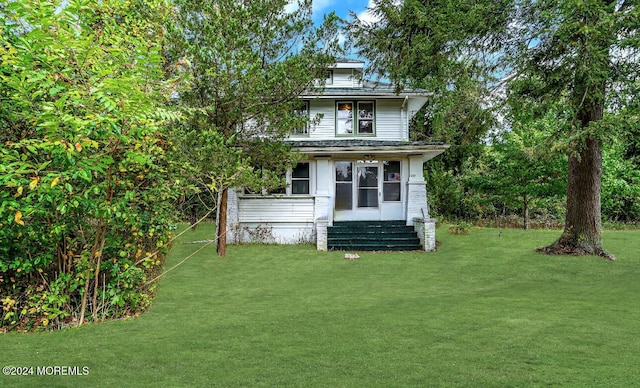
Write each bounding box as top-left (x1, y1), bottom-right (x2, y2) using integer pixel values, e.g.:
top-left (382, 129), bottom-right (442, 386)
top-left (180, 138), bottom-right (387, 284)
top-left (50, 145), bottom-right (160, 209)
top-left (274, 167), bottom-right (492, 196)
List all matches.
top-left (291, 100), bottom-right (310, 136)
top-left (325, 70), bottom-right (333, 85)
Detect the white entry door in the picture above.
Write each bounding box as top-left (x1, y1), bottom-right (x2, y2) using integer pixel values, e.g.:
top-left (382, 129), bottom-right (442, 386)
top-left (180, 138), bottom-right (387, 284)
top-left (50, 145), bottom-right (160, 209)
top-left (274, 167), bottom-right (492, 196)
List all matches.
top-left (334, 160), bottom-right (404, 221)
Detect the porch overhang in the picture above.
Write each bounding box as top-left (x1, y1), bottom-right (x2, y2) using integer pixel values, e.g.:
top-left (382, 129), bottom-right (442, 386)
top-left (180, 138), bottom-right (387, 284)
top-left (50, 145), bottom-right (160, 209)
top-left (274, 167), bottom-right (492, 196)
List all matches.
top-left (288, 140), bottom-right (449, 162)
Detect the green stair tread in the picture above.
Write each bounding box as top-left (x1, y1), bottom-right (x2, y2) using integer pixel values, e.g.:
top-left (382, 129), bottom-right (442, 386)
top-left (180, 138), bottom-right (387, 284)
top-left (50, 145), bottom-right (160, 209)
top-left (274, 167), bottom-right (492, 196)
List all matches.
top-left (327, 221), bottom-right (423, 252)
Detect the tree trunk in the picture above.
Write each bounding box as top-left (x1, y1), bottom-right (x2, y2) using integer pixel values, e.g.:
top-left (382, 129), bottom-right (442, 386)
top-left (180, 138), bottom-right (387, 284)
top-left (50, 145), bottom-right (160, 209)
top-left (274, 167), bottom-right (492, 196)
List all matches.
top-left (523, 194), bottom-right (529, 230)
top-left (216, 187), bottom-right (228, 257)
top-left (538, 4), bottom-right (616, 261)
top-left (538, 97), bottom-right (615, 260)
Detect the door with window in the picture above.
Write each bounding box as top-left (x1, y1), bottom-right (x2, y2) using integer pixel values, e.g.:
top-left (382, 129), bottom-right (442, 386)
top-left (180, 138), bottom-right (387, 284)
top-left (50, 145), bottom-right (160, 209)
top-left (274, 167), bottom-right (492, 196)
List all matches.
top-left (334, 160), bottom-right (404, 221)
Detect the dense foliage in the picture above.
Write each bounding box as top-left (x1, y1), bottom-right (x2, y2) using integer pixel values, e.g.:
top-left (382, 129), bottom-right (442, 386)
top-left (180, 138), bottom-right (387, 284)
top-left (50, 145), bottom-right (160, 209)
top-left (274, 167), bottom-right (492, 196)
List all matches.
top-left (165, 0), bottom-right (340, 256)
top-left (350, 0), bottom-right (640, 256)
top-left (0, 0), bottom-right (180, 330)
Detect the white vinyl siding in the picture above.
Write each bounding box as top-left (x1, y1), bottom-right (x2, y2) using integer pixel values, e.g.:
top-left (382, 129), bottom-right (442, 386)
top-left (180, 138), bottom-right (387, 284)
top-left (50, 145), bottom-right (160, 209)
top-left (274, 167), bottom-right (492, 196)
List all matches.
top-left (307, 99), bottom-right (335, 138)
top-left (372, 100), bottom-right (404, 140)
top-left (238, 198), bottom-right (315, 223)
top-left (328, 69), bottom-right (361, 88)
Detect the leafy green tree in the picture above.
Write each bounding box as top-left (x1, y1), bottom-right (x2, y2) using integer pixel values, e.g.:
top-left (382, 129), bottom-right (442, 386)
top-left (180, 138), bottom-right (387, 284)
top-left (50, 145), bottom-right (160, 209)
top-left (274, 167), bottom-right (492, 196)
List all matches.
top-left (602, 138), bottom-right (640, 223)
top-left (473, 124), bottom-right (567, 229)
top-left (509, 0), bottom-right (638, 259)
top-left (349, 0), bottom-right (640, 259)
top-left (164, 0), bottom-right (340, 257)
top-left (350, 0), bottom-right (508, 221)
top-left (410, 77), bottom-right (496, 219)
top-left (0, 0), bottom-right (179, 330)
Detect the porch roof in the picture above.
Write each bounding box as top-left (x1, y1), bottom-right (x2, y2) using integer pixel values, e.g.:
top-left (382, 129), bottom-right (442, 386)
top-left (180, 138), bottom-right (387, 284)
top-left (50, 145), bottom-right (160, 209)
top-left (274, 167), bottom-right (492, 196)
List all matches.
top-left (287, 140), bottom-right (449, 162)
top-left (303, 81), bottom-right (431, 99)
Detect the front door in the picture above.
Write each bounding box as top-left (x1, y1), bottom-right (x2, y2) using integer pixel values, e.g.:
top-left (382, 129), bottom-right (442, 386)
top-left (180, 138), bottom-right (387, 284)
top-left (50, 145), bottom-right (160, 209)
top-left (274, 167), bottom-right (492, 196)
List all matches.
top-left (334, 160), bottom-right (404, 222)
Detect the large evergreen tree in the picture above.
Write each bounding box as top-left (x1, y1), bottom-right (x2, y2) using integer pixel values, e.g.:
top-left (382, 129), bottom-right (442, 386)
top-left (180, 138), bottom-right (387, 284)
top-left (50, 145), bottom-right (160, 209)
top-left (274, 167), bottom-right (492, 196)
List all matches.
top-left (348, 0), bottom-right (639, 259)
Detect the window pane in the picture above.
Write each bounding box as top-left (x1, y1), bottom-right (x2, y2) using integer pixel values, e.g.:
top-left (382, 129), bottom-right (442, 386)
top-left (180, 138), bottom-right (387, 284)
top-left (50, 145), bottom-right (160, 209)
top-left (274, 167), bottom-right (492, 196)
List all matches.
top-left (384, 161), bottom-right (401, 181)
top-left (358, 189), bottom-right (378, 208)
top-left (358, 120), bottom-right (373, 134)
top-left (335, 162), bottom-right (352, 181)
top-left (336, 102), bottom-right (354, 135)
top-left (357, 102), bottom-right (374, 134)
top-left (292, 180), bottom-right (309, 195)
top-left (358, 166), bottom-right (378, 188)
top-left (292, 163), bottom-right (309, 178)
top-left (293, 101), bottom-right (309, 135)
top-left (335, 183), bottom-right (352, 210)
top-left (383, 183), bottom-right (401, 201)
top-left (358, 102), bottom-right (374, 119)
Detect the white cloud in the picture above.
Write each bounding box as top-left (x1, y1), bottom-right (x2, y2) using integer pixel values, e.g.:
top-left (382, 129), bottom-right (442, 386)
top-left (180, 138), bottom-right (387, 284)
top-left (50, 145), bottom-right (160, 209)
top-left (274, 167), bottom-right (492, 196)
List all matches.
top-left (284, 1), bottom-right (299, 14)
top-left (357, 0), bottom-right (403, 25)
top-left (357, 0), bottom-right (378, 24)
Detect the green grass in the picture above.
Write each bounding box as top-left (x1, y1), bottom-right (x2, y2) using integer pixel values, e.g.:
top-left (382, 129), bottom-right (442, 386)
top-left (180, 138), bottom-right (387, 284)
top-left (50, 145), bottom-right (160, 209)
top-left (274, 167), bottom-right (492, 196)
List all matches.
top-left (2, 224), bottom-right (640, 387)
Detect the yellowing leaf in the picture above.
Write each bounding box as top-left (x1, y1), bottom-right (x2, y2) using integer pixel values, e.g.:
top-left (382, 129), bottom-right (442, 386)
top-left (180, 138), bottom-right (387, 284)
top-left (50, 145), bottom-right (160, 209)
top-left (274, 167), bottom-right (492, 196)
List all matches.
top-left (14, 211), bottom-right (25, 226)
top-left (51, 176), bottom-right (60, 188)
top-left (14, 186), bottom-right (23, 198)
top-left (29, 177), bottom-right (39, 190)
top-left (75, 143), bottom-right (82, 152)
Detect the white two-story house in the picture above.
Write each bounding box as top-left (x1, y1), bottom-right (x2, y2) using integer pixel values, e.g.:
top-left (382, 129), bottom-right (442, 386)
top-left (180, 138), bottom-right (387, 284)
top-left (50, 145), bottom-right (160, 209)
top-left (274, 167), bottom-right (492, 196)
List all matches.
top-left (225, 59), bottom-right (448, 251)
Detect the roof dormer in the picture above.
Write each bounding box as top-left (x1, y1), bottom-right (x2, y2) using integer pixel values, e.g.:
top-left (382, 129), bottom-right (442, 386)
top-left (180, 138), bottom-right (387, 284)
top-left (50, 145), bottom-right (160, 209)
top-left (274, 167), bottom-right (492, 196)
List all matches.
top-left (324, 59), bottom-right (364, 88)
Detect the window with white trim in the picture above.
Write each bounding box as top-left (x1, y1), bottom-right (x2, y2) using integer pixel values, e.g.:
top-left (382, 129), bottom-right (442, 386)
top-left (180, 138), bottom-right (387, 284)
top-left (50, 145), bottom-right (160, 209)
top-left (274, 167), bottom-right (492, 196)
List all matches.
top-left (291, 162), bottom-right (310, 195)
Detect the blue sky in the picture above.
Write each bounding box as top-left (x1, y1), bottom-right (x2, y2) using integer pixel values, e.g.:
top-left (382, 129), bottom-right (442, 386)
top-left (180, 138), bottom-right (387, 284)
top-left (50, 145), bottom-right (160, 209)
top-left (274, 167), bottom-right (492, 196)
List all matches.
top-left (309, 0), bottom-right (374, 25)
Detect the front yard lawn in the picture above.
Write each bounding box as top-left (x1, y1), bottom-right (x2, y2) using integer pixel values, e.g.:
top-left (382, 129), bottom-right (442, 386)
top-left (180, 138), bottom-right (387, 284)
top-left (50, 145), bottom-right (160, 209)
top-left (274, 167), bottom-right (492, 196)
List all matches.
top-left (1, 224), bottom-right (639, 387)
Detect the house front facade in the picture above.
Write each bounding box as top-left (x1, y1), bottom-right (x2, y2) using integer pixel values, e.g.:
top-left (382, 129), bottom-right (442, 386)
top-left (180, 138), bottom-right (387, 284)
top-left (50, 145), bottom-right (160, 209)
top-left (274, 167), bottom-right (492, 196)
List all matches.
top-left (225, 60), bottom-right (448, 251)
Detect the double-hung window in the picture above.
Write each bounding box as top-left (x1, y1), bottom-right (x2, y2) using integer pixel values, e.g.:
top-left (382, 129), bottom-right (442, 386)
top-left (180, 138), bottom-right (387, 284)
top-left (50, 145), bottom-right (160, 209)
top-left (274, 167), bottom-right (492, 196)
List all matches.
top-left (336, 101), bottom-right (375, 136)
top-left (291, 163), bottom-right (310, 195)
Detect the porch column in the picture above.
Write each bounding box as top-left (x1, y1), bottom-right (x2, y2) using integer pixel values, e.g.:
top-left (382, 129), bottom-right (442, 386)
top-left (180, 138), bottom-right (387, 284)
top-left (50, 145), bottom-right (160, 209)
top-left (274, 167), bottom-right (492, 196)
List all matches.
top-left (406, 155), bottom-right (428, 226)
top-left (314, 157), bottom-right (331, 251)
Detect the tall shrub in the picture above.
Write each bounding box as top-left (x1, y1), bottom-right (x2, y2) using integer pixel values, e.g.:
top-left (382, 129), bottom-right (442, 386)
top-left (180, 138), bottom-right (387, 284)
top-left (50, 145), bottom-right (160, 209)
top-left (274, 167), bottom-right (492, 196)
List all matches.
top-left (0, 0), bottom-right (179, 330)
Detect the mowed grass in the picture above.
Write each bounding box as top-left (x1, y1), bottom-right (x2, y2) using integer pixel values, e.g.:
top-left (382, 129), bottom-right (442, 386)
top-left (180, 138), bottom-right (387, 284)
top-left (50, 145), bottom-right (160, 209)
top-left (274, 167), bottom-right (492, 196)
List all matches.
top-left (1, 224), bottom-right (640, 387)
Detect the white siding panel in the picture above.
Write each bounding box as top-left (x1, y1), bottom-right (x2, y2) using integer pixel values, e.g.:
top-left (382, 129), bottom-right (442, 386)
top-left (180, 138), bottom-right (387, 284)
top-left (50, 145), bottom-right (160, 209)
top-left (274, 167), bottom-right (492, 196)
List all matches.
top-left (330, 69), bottom-right (359, 88)
top-left (238, 197), bottom-right (315, 223)
top-left (308, 99), bottom-right (335, 138)
top-left (375, 100), bottom-right (404, 140)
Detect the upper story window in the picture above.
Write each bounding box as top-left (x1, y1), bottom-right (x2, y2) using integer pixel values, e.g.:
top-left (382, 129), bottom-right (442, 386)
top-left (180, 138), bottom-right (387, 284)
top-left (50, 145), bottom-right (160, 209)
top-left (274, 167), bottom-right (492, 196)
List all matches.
top-left (291, 100), bottom-right (310, 136)
top-left (325, 70), bottom-right (333, 85)
top-left (336, 101), bottom-right (375, 136)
